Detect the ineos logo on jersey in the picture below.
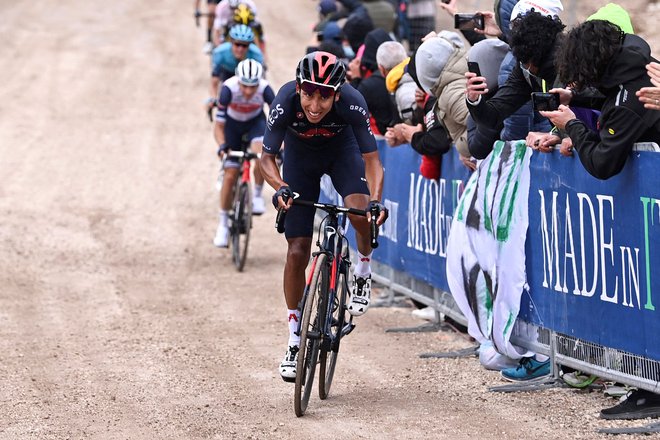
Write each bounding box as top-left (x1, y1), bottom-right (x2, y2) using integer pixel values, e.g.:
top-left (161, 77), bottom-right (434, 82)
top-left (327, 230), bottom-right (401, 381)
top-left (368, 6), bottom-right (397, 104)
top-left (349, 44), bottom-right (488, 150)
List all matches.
top-left (267, 104), bottom-right (284, 128)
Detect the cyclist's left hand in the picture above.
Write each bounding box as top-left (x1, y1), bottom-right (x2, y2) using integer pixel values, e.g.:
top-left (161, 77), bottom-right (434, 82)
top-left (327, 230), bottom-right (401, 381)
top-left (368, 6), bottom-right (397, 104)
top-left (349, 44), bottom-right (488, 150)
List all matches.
top-left (367, 200), bottom-right (389, 225)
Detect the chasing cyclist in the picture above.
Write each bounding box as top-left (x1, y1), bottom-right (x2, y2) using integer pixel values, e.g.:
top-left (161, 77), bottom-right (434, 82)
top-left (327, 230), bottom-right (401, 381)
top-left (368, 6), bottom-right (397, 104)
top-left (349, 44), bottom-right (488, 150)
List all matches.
top-left (194, 0), bottom-right (221, 54)
top-left (259, 51), bottom-right (388, 381)
top-left (213, 59), bottom-right (274, 247)
top-left (209, 24), bottom-right (264, 115)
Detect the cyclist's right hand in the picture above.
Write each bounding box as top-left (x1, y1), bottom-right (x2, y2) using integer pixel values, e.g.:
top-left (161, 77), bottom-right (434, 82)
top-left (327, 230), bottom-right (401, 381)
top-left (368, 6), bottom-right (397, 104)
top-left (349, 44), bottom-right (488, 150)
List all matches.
top-left (272, 185), bottom-right (293, 210)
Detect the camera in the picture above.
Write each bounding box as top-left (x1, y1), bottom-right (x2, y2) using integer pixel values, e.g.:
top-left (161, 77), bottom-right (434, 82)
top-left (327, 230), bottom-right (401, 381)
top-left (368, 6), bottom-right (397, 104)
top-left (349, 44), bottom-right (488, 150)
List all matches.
top-left (454, 13), bottom-right (485, 31)
top-left (531, 92), bottom-right (560, 112)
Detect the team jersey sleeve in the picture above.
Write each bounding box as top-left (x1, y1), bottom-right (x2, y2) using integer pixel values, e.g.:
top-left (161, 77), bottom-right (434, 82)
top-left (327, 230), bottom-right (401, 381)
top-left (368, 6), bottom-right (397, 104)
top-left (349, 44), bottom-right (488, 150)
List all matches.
top-left (214, 86), bottom-right (232, 122)
top-left (337, 84), bottom-right (377, 154)
top-left (262, 81), bottom-right (296, 155)
top-left (263, 84), bottom-right (276, 107)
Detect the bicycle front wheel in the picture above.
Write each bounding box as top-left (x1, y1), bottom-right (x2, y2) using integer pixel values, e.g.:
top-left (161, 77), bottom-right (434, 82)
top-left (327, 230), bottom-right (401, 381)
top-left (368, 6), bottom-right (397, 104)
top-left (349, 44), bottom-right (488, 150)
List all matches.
top-left (231, 182), bottom-right (252, 272)
top-left (294, 253), bottom-right (327, 417)
top-left (318, 269), bottom-right (348, 400)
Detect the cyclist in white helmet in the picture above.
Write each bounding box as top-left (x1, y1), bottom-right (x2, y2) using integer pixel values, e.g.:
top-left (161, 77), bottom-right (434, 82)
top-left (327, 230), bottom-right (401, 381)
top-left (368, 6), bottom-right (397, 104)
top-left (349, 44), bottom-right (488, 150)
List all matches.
top-left (213, 59), bottom-right (275, 247)
top-left (213, 0), bottom-right (258, 46)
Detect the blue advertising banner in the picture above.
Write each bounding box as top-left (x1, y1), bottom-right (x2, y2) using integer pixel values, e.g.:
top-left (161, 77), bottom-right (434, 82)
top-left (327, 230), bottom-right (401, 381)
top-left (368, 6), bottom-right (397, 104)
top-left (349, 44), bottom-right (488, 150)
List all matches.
top-left (523, 150), bottom-right (660, 360)
top-left (320, 140), bottom-right (660, 360)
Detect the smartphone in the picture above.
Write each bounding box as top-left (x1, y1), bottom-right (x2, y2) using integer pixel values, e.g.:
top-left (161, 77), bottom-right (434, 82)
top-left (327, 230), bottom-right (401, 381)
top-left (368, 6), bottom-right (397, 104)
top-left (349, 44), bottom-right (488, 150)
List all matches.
top-left (454, 13), bottom-right (485, 31)
top-left (531, 92), bottom-right (560, 112)
top-left (467, 61), bottom-right (484, 87)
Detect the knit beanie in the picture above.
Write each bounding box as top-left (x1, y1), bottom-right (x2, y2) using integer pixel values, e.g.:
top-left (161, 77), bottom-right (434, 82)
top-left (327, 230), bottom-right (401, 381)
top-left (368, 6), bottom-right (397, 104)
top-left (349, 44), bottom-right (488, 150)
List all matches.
top-left (587, 3), bottom-right (634, 34)
top-left (343, 12), bottom-right (375, 54)
top-left (360, 28), bottom-right (393, 73)
top-left (467, 39), bottom-right (510, 92)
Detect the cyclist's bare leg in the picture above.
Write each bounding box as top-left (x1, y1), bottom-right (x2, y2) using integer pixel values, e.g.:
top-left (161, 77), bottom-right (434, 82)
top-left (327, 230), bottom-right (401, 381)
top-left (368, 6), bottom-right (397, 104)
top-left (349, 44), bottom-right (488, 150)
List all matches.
top-left (220, 167), bottom-right (239, 211)
top-left (344, 193), bottom-right (371, 256)
top-left (207, 3), bottom-right (216, 43)
top-left (283, 237), bottom-right (312, 309)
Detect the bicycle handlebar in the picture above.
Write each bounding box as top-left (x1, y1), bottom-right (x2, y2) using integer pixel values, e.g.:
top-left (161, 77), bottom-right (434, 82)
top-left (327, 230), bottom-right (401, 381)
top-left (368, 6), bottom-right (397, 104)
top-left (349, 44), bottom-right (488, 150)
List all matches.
top-left (225, 150), bottom-right (260, 160)
top-left (275, 198), bottom-right (379, 248)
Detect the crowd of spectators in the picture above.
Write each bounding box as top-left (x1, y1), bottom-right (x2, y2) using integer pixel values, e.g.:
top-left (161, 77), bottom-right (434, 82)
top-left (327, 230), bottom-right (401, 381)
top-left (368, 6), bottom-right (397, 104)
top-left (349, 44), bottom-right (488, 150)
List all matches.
top-left (306, 0), bottom-right (660, 422)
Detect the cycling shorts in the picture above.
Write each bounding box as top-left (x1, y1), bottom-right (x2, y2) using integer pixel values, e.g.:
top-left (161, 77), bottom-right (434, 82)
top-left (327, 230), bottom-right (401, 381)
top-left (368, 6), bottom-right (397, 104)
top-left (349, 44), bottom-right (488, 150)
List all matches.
top-left (282, 135), bottom-right (370, 238)
top-left (223, 115), bottom-right (265, 169)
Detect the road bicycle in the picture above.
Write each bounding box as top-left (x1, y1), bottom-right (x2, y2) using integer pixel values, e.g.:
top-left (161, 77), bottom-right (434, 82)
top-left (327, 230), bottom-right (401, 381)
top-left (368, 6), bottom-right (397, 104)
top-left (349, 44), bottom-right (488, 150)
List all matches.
top-left (224, 146), bottom-right (258, 272)
top-left (276, 197), bottom-right (379, 416)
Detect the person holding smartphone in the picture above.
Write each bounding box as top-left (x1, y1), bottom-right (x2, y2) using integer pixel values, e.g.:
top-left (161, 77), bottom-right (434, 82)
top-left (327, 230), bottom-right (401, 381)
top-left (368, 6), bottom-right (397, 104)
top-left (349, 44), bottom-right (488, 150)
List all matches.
top-left (541, 20), bottom-right (660, 180)
top-left (465, 7), bottom-right (564, 153)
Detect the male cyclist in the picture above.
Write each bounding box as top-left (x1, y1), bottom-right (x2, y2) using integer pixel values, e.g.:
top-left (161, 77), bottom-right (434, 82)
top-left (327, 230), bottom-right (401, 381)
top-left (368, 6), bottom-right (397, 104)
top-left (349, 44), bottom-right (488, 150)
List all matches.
top-left (209, 24), bottom-right (264, 114)
top-left (213, 59), bottom-right (275, 247)
top-left (259, 51), bottom-right (388, 381)
top-left (213, 0), bottom-right (258, 46)
top-left (226, 4), bottom-right (266, 59)
top-left (194, 0), bottom-right (221, 54)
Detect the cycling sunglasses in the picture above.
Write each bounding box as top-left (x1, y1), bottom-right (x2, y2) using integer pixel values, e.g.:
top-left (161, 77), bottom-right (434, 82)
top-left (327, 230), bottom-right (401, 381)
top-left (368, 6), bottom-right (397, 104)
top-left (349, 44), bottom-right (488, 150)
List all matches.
top-left (299, 80), bottom-right (337, 98)
top-left (233, 41), bottom-right (250, 48)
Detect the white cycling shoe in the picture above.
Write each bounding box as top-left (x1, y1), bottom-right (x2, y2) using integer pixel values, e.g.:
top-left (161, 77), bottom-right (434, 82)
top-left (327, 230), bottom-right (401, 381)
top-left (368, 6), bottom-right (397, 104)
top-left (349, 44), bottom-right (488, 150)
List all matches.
top-left (202, 41), bottom-right (213, 55)
top-left (348, 274), bottom-right (372, 316)
top-left (252, 196), bottom-right (265, 215)
top-left (280, 345), bottom-right (299, 382)
top-left (213, 223), bottom-right (229, 248)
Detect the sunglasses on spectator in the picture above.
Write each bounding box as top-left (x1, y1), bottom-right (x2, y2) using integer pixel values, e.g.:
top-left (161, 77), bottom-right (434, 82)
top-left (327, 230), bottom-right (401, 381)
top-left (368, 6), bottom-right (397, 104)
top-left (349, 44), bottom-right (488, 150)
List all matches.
top-left (233, 42), bottom-right (249, 48)
top-left (299, 80), bottom-right (337, 98)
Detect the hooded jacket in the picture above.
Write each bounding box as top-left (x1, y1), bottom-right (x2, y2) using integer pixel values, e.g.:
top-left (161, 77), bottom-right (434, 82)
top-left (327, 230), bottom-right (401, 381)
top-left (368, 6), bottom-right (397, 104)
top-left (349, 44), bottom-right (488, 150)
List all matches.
top-left (426, 35), bottom-right (470, 158)
top-left (566, 34), bottom-right (660, 179)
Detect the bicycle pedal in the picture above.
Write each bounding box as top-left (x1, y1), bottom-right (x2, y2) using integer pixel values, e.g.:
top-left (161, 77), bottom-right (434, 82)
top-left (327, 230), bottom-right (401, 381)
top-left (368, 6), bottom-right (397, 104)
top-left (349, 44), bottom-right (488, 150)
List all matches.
top-left (342, 323), bottom-right (356, 337)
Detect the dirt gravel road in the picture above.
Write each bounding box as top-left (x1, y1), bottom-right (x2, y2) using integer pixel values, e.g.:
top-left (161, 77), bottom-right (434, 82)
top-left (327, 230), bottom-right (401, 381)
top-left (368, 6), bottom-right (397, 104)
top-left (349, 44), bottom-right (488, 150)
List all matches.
top-left (0, 0), bottom-right (657, 439)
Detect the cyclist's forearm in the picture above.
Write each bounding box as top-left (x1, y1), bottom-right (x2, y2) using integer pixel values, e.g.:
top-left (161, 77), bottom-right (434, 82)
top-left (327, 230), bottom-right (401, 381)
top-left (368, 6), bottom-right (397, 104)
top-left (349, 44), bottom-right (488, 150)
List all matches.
top-left (260, 153), bottom-right (286, 190)
top-left (213, 122), bottom-right (225, 146)
top-left (363, 152), bottom-right (384, 201)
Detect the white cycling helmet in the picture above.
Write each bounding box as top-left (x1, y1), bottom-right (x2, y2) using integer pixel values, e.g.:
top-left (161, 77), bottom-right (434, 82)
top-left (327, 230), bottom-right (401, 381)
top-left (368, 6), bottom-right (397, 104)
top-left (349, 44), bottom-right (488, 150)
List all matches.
top-left (228, 0), bottom-right (241, 8)
top-left (235, 59), bottom-right (263, 86)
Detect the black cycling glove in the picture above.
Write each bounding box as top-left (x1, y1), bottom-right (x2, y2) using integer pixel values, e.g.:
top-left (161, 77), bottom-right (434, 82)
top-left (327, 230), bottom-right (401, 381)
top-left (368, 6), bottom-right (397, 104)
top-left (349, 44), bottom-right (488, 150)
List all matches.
top-left (368, 200), bottom-right (389, 222)
top-left (272, 186), bottom-right (293, 208)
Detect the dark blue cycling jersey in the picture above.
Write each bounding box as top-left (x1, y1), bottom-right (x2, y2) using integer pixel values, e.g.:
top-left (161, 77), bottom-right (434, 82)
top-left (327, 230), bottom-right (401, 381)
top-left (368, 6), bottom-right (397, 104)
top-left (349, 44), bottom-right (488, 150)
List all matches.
top-left (262, 80), bottom-right (377, 154)
top-left (263, 80), bottom-right (378, 238)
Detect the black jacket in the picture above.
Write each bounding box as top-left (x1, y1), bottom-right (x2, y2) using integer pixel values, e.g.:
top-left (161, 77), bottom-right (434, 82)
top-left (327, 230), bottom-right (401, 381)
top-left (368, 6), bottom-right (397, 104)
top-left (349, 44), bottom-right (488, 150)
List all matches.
top-left (410, 96), bottom-right (452, 157)
top-left (566, 34), bottom-right (660, 179)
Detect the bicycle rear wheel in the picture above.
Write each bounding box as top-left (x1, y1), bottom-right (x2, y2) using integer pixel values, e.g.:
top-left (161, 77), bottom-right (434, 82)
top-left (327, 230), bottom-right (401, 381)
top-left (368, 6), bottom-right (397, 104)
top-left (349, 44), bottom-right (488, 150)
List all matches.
top-left (231, 181), bottom-right (252, 271)
top-left (294, 253), bottom-right (327, 417)
top-left (318, 268), bottom-right (349, 400)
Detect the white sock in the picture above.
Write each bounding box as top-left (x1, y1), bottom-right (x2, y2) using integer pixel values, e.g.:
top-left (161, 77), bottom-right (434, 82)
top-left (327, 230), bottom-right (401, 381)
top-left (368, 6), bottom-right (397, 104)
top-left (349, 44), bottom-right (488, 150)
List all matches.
top-left (354, 251), bottom-right (372, 278)
top-left (287, 309), bottom-right (301, 347)
top-left (218, 210), bottom-right (228, 226)
top-left (254, 184), bottom-right (263, 198)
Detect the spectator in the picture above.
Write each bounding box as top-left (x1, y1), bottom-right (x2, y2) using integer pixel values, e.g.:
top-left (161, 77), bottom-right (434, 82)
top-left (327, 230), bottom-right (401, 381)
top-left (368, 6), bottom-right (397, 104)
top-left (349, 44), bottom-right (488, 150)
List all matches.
top-left (342, 9), bottom-right (375, 55)
top-left (406, 0), bottom-right (436, 52)
top-left (541, 20), bottom-right (660, 180)
top-left (313, 0), bottom-right (338, 32)
top-left (414, 31), bottom-right (473, 169)
top-left (385, 56), bottom-right (419, 124)
top-left (466, 6), bottom-right (565, 153)
top-left (355, 29), bottom-right (396, 135)
top-left (362, 0), bottom-right (397, 34)
top-left (465, 38), bottom-right (510, 160)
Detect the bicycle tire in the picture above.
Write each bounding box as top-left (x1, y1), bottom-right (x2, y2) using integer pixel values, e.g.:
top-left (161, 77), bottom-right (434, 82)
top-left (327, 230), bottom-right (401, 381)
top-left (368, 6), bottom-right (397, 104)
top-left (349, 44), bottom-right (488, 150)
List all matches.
top-left (318, 268), bottom-right (348, 400)
top-left (231, 181), bottom-right (252, 271)
top-left (294, 253), bottom-right (327, 417)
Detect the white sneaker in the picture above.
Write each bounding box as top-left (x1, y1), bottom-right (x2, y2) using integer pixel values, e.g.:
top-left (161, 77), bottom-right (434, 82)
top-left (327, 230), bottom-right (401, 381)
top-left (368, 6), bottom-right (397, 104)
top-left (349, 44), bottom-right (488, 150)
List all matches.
top-left (279, 345), bottom-right (299, 382)
top-left (252, 196), bottom-right (265, 215)
top-left (202, 41), bottom-right (213, 55)
top-left (213, 223), bottom-right (229, 248)
top-left (348, 275), bottom-right (371, 316)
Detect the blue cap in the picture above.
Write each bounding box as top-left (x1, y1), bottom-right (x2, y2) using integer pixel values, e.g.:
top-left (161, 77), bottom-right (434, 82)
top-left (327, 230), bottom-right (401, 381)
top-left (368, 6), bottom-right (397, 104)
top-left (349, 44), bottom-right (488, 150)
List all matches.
top-left (319, 0), bottom-right (337, 16)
